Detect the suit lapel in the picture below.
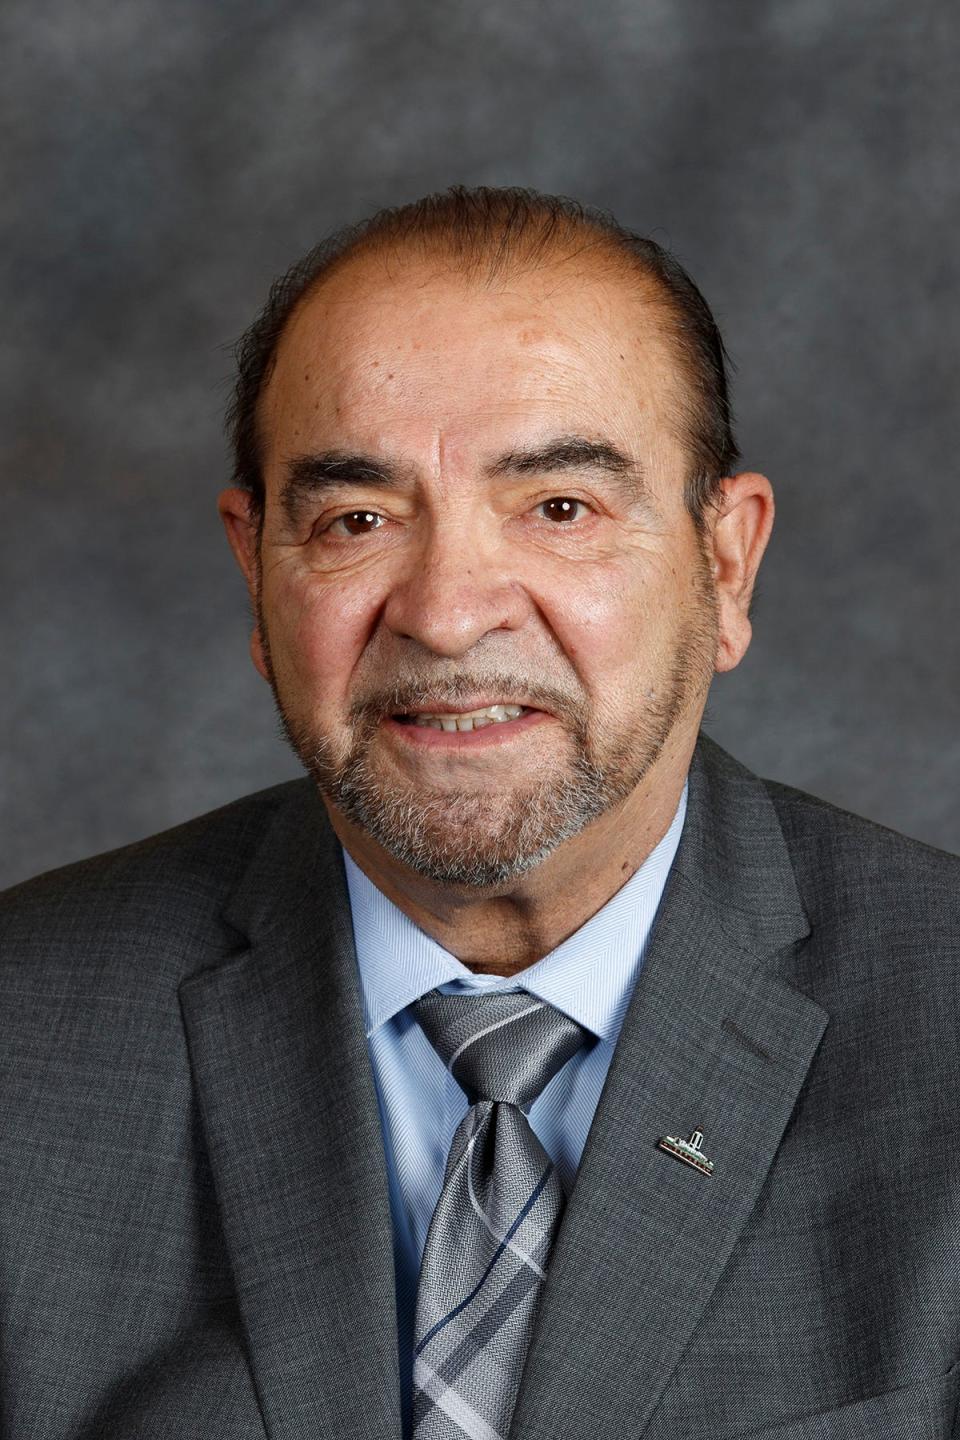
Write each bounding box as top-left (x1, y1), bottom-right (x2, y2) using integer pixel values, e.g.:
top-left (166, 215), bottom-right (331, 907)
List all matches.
top-left (510, 736), bottom-right (829, 1439)
top-left (178, 783), bottom-right (402, 1440)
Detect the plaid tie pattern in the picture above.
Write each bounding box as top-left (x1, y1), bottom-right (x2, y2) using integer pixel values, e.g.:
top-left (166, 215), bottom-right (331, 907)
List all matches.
top-left (411, 988), bottom-right (589, 1439)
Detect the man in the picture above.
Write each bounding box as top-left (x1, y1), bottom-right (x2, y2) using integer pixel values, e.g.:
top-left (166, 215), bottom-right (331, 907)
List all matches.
top-left (1, 187), bottom-right (958, 1440)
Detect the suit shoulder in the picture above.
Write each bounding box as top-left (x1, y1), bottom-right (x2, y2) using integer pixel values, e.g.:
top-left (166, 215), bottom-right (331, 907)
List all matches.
top-left (764, 775), bottom-right (960, 940)
top-left (0, 778), bottom-right (315, 986)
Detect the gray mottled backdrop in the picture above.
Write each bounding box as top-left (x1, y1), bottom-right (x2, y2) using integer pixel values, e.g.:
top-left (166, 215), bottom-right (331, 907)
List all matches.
top-left (3, 0), bottom-right (958, 889)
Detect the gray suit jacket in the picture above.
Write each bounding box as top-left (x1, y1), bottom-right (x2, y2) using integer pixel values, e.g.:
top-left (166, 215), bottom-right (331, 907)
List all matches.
top-left (2, 734), bottom-right (959, 1439)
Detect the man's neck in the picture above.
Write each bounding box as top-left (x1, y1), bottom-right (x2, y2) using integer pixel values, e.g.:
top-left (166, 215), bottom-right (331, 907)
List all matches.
top-left (325, 741), bottom-right (693, 977)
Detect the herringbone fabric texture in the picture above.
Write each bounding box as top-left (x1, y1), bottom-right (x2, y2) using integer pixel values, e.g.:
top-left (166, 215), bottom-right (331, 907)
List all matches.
top-left (410, 988), bottom-right (589, 1439)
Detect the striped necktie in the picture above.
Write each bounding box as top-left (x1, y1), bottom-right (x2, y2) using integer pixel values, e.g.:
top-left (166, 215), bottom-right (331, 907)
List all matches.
top-left (411, 987), bottom-right (589, 1439)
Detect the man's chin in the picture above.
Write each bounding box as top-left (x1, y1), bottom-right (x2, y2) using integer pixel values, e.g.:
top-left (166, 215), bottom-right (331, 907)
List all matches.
top-left (321, 783), bottom-right (599, 889)
top-left (380, 840), bottom-right (554, 890)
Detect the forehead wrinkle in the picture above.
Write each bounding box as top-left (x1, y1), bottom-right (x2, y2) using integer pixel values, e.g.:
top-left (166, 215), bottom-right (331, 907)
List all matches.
top-left (263, 261), bottom-right (687, 522)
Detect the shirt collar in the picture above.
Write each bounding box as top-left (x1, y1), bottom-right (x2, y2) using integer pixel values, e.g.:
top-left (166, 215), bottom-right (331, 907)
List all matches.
top-left (343, 781), bottom-right (687, 1049)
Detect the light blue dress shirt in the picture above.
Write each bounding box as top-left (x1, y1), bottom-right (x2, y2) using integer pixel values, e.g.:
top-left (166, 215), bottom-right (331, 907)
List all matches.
top-left (342, 782), bottom-right (687, 1434)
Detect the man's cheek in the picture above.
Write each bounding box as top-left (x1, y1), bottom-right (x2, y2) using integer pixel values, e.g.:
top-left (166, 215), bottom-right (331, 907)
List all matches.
top-left (280, 592), bottom-right (378, 714)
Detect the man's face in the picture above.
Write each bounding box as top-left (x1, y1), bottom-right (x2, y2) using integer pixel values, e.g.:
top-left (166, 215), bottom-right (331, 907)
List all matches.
top-left (247, 249), bottom-right (720, 888)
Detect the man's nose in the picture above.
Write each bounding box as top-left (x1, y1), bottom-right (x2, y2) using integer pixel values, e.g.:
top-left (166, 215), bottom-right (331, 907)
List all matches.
top-left (382, 522), bottom-right (530, 659)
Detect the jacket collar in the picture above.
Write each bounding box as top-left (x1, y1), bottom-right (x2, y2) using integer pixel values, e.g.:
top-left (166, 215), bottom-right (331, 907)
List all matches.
top-left (181, 781), bottom-right (404, 1440)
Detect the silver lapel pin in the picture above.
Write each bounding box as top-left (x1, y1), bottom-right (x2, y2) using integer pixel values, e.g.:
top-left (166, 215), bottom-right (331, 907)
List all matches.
top-left (657, 1128), bottom-right (714, 1177)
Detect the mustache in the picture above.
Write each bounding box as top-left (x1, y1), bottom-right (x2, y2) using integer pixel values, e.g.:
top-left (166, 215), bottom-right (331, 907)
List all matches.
top-left (347, 671), bottom-right (584, 725)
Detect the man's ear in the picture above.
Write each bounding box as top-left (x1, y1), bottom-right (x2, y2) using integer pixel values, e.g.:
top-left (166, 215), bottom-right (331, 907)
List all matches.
top-left (217, 487), bottom-right (270, 683)
top-left (708, 471), bottom-right (775, 674)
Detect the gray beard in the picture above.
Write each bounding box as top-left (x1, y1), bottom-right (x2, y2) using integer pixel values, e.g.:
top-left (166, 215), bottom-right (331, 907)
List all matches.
top-left (291, 716), bottom-right (644, 889)
top-left (255, 539), bottom-right (717, 888)
top-left (262, 634), bottom-right (714, 890)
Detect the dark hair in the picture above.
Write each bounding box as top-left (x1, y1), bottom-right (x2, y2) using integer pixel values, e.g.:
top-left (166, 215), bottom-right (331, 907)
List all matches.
top-left (226, 185), bottom-right (739, 534)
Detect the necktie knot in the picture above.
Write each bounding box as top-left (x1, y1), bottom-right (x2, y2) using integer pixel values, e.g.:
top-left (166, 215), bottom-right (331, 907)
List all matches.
top-left (413, 987), bottom-right (588, 1110)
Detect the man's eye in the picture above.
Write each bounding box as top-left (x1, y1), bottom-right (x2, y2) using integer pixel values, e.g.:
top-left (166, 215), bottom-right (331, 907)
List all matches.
top-left (536, 497), bottom-right (589, 523)
top-left (327, 510), bottom-right (386, 537)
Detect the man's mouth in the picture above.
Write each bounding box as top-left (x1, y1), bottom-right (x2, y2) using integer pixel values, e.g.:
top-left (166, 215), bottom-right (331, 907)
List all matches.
top-left (391, 703), bottom-right (535, 733)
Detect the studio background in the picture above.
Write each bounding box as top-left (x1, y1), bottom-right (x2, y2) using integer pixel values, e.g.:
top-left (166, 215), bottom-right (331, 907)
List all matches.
top-left (3, 0), bottom-right (957, 890)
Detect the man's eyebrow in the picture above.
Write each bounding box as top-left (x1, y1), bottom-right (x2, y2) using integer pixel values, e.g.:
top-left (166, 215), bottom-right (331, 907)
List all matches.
top-left (278, 435), bottom-right (653, 524)
top-left (486, 435), bottom-right (652, 507)
top-left (279, 451), bottom-right (407, 524)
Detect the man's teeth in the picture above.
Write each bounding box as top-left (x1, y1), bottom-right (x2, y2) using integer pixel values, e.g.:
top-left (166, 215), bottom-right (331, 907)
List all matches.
top-left (410, 703), bottom-right (526, 732)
